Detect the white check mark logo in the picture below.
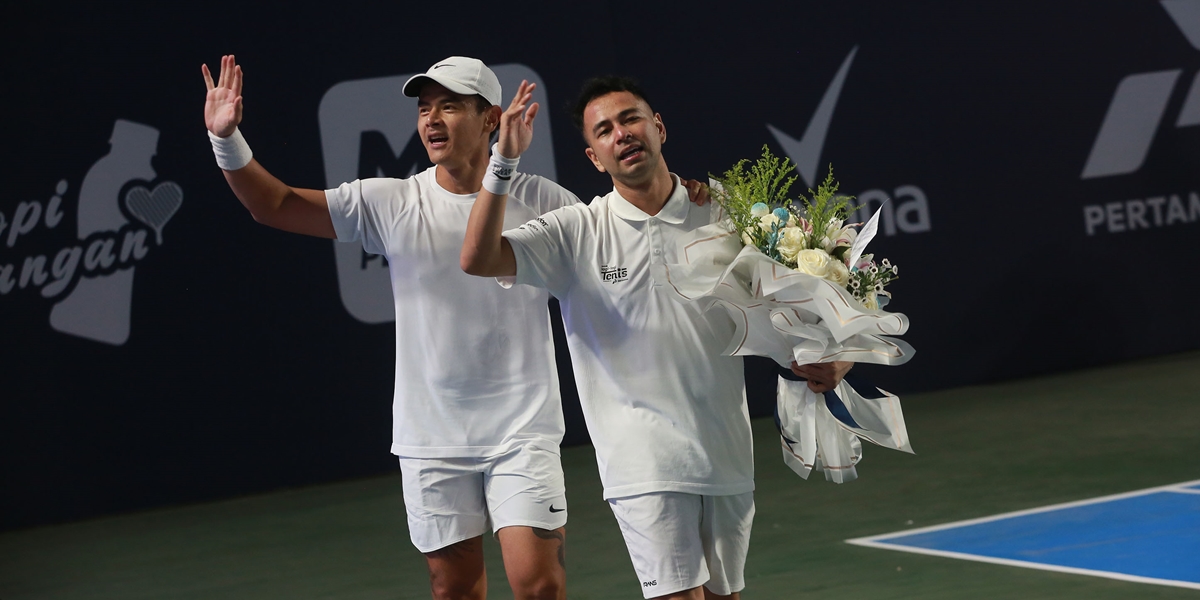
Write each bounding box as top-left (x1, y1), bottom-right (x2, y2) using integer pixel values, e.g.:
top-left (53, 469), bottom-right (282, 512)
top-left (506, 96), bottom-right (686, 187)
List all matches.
top-left (767, 46), bottom-right (858, 188)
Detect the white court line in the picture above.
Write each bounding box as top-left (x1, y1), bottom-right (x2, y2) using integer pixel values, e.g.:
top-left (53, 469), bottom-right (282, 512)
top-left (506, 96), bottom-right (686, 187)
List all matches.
top-left (845, 478), bottom-right (1200, 590)
top-left (843, 541), bottom-right (1200, 590)
top-left (847, 479), bottom-right (1200, 539)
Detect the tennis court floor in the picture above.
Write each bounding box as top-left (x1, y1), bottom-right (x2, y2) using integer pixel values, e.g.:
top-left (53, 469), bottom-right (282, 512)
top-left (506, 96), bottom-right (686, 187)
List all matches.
top-left (2, 351), bottom-right (1198, 598)
top-left (848, 480), bottom-right (1200, 590)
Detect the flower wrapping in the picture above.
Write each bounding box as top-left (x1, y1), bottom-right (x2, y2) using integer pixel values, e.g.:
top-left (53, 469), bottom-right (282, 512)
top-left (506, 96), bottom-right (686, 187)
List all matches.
top-left (650, 149), bottom-right (916, 482)
top-left (777, 374), bottom-right (911, 483)
top-left (652, 223), bottom-right (913, 368)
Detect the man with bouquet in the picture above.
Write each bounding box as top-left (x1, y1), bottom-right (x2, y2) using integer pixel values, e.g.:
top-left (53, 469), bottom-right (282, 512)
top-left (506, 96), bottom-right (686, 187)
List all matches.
top-left (461, 76), bottom-right (851, 599)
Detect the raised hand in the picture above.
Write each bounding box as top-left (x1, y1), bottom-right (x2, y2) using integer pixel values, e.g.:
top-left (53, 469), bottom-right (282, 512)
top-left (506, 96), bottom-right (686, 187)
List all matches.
top-left (497, 80), bottom-right (539, 159)
top-left (202, 55), bottom-right (244, 138)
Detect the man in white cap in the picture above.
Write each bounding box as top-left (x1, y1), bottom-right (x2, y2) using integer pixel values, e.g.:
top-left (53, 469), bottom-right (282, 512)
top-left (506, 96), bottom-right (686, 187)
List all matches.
top-left (202, 54), bottom-right (582, 600)
top-left (461, 78), bottom-right (851, 599)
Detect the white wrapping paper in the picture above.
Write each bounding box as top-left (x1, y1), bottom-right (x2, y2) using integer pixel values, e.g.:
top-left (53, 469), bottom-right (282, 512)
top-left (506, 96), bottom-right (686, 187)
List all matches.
top-left (651, 222), bottom-right (916, 482)
top-left (776, 377), bottom-right (912, 482)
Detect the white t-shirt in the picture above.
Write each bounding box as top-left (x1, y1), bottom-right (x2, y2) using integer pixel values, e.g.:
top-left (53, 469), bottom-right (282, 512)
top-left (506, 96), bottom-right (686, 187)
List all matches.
top-left (502, 176), bottom-right (754, 499)
top-left (326, 167), bottom-right (580, 458)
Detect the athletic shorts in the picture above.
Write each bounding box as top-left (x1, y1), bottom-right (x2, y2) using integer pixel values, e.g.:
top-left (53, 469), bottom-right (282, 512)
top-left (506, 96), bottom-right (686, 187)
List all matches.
top-left (608, 491), bottom-right (754, 598)
top-left (397, 441), bottom-right (568, 553)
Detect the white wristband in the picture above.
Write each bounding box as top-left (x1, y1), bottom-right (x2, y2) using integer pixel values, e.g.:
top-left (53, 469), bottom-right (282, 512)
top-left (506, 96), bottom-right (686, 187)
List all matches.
top-left (482, 143), bottom-right (520, 196)
top-left (209, 127), bottom-right (253, 171)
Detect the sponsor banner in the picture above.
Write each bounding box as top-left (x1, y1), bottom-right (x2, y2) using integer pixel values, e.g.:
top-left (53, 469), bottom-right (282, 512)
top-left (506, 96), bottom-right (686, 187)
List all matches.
top-left (3, 1), bottom-right (1197, 529)
top-left (2, 121), bottom-right (181, 345)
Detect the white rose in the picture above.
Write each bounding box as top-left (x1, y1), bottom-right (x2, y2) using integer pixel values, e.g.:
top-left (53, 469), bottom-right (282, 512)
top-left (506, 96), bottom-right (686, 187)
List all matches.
top-left (862, 293), bottom-right (879, 311)
top-left (776, 227), bottom-right (806, 262)
top-left (759, 214), bottom-right (784, 232)
top-left (824, 259), bottom-right (849, 286)
top-left (794, 248), bottom-right (831, 277)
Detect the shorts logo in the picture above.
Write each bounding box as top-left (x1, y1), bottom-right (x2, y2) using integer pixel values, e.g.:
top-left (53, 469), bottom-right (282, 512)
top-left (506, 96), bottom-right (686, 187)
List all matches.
top-left (766, 45), bottom-right (931, 237)
top-left (549, 504), bottom-right (565, 513)
top-left (318, 65), bottom-right (559, 324)
top-left (643, 580), bottom-right (657, 587)
top-left (599, 264), bottom-right (628, 284)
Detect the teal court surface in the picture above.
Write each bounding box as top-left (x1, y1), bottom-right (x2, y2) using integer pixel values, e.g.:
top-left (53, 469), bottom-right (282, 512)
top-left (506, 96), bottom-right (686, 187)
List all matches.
top-left (847, 480), bottom-right (1200, 590)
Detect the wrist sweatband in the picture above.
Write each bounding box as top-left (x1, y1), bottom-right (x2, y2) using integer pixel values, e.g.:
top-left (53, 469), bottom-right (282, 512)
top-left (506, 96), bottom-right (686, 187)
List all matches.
top-left (482, 143), bottom-right (520, 196)
top-left (208, 127), bottom-right (253, 171)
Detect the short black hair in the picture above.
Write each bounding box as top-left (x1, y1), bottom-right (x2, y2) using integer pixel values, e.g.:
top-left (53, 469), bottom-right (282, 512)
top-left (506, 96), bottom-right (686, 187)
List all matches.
top-left (411, 79), bottom-right (492, 114)
top-left (469, 94), bottom-right (492, 115)
top-left (571, 76), bottom-right (652, 133)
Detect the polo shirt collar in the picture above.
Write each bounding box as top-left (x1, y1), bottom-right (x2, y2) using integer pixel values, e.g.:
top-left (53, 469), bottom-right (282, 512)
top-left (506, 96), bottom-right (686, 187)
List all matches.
top-left (609, 174), bottom-right (688, 224)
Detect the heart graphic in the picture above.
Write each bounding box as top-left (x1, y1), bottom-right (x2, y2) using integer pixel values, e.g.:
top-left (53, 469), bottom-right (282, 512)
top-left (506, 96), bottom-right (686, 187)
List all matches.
top-left (125, 182), bottom-right (183, 245)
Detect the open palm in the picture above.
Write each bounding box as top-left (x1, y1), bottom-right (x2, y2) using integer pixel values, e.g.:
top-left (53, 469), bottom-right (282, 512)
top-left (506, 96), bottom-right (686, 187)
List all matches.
top-left (498, 80), bottom-right (539, 159)
top-left (202, 55), bottom-right (243, 137)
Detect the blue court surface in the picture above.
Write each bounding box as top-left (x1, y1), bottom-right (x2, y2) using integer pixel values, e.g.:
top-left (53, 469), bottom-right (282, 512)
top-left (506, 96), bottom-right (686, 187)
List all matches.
top-left (846, 480), bottom-right (1200, 590)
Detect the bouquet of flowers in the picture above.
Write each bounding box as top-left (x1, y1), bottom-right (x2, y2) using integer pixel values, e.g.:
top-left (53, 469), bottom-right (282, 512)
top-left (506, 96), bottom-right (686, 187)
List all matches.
top-left (652, 146), bottom-right (915, 483)
top-left (713, 148), bottom-right (899, 311)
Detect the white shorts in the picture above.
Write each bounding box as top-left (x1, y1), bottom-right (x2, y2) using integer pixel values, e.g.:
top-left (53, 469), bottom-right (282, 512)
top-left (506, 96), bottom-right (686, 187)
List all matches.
top-left (397, 441), bottom-right (568, 553)
top-left (609, 491), bottom-right (754, 598)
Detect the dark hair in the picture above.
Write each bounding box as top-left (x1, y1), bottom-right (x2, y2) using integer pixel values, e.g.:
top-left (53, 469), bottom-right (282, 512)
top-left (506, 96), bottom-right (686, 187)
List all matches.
top-left (570, 76), bottom-right (652, 132)
top-left (469, 94), bottom-right (492, 114)
top-left (412, 79), bottom-right (491, 114)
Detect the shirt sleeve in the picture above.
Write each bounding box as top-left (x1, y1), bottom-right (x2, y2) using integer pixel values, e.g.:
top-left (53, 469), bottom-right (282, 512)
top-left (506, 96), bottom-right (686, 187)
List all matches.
top-left (510, 174), bottom-right (582, 216)
top-left (325, 178), bottom-right (395, 255)
top-left (501, 207), bottom-right (579, 298)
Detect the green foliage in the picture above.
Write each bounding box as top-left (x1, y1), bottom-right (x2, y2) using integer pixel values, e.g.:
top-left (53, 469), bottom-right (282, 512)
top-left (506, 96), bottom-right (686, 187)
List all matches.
top-left (710, 145), bottom-right (797, 249)
top-left (709, 144), bottom-right (896, 307)
top-left (711, 147), bottom-right (859, 252)
top-left (795, 165), bottom-right (858, 250)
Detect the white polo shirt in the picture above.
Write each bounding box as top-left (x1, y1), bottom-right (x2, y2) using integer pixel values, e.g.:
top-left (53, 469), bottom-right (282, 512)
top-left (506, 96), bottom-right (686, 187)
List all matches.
top-left (503, 175), bottom-right (754, 499)
top-left (326, 167), bottom-right (579, 458)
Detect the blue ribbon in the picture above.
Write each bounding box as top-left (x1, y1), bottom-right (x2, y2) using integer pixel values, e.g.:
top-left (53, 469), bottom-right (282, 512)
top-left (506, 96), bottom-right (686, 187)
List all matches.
top-left (822, 390), bottom-right (862, 429)
top-left (777, 372), bottom-right (885, 434)
top-left (821, 373), bottom-right (886, 429)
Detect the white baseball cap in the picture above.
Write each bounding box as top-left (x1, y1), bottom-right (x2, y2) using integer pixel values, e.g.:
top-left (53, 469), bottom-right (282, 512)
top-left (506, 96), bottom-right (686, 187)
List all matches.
top-left (403, 56), bottom-right (502, 107)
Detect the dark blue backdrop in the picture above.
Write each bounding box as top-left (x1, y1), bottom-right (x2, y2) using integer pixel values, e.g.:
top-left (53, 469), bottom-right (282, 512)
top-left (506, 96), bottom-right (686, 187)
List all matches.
top-left (4, 1), bottom-right (1198, 530)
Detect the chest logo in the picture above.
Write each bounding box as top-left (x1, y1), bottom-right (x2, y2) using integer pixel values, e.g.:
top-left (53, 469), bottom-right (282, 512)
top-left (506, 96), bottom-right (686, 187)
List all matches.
top-left (599, 264), bottom-right (629, 284)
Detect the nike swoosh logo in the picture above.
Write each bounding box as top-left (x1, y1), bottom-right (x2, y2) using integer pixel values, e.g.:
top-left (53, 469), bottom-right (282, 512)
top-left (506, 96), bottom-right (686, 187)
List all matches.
top-left (433, 64), bottom-right (454, 69)
top-left (549, 505), bottom-right (565, 513)
top-left (767, 46), bottom-right (858, 188)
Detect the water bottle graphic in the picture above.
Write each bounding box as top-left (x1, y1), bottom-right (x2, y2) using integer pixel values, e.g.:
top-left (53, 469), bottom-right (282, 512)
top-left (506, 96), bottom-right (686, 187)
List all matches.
top-left (50, 119), bottom-right (164, 345)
